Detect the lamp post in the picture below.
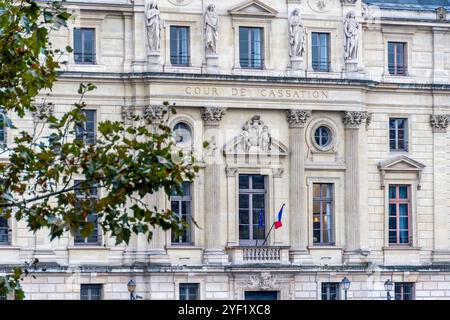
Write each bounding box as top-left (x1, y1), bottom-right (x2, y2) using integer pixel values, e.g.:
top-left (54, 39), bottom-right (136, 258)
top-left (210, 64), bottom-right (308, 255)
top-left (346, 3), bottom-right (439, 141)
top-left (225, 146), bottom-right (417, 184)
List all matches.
top-left (384, 279), bottom-right (393, 301)
top-left (341, 277), bottom-right (351, 300)
top-left (127, 280), bottom-right (143, 300)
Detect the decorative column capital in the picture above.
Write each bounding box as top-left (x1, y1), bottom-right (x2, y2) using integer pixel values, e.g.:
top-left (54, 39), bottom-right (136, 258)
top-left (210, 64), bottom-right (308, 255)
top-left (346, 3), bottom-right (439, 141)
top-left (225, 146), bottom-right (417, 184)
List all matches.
top-left (33, 102), bottom-right (55, 124)
top-left (341, 0), bottom-right (357, 5)
top-left (143, 105), bottom-right (169, 123)
top-left (342, 111), bottom-right (371, 129)
top-left (286, 110), bottom-right (311, 128)
top-left (201, 107), bottom-right (227, 126)
top-left (430, 114), bottom-right (449, 133)
top-left (121, 105), bottom-right (136, 125)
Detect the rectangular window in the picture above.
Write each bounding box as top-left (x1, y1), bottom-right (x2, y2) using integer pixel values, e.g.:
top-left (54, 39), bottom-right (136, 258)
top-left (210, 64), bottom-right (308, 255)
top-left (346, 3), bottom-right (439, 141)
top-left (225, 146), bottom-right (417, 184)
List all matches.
top-left (239, 175), bottom-right (266, 246)
top-left (244, 291), bottom-right (279, 300)
top-left (312, 32), bottom-right (331, 72)
top-left (395, 283), bottom-right (414, 300)
top-left (321, 283), bottom-right (340, 300)
top-left (74, 28), bottom-right (96, 64)
top-left (74, 180), bottom-right (100, 245)
top-left (388, 42), bottom-right (407, 75)
top-left (389, 118), bottom-right (408, 152)
top-left (75, 110), bottom-right (96, 145)
top-left (388, 185), bottom-right (411, 245)
top-left (0, 110), bottom-right (6, 145)
top-left (313, 183), bottom-right (334, 244)
top-left (80, 284), bottom-right (103, 300)
top-left (239, 27), bottom-right (264, 69)
top-left (171, 182), bottom-right (193, 244)
top-left (170, 26), bottom-right (190, 66)
top-left (179, 283), bottom-right (199, 300)
top-left (0, 216), bottom-right (9, 245)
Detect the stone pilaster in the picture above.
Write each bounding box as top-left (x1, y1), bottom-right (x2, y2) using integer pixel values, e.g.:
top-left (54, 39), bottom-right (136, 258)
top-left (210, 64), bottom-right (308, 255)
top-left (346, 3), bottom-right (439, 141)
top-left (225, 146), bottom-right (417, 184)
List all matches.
top-left (145, 105), bottom-right (170, 264)
top-left (342, 111), bottom-right (371, 264)
top-left (432, 28), bottom-right (449, 84)
top-left (430, 115), bottom-right (450, 262)
top-left (286, 110), bottom-right (313, 265)
top-left (201, 107), bottom-right (229, 265)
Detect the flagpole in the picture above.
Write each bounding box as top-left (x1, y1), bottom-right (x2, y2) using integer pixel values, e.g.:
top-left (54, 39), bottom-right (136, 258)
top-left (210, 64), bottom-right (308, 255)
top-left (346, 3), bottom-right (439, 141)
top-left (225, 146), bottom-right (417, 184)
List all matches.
top-left (261, 222), bottom-right (275, 246)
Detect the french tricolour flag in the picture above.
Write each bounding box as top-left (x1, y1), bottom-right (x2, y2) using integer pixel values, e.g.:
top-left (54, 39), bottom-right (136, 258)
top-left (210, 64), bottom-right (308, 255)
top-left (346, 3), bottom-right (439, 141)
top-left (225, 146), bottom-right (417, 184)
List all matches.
top-left (274, 204), bottom-right (285, 229)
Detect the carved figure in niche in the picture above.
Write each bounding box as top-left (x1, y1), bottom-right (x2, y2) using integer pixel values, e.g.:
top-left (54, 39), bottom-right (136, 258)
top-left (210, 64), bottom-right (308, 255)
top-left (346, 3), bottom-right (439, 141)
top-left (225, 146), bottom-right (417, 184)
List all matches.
top-left (146, 0), bottom-right (162, 53)
top-left (204, 4), bottom-right (218, 55)
top-left (288, 9), bottom-right (306, 58)
top-left (344, 11), bottom-right (359, 61)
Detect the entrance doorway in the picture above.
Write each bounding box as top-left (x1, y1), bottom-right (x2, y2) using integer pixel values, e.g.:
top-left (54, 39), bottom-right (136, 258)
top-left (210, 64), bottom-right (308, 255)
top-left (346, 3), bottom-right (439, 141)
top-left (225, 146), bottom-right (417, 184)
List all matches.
top-left (244, 291), bottom-right (279, 300)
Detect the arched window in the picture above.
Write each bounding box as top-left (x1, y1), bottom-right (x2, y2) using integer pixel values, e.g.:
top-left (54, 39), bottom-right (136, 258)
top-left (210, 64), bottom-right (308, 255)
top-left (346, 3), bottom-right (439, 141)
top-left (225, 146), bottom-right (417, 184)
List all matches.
top-left (173, 122), bottom-right (193, 146)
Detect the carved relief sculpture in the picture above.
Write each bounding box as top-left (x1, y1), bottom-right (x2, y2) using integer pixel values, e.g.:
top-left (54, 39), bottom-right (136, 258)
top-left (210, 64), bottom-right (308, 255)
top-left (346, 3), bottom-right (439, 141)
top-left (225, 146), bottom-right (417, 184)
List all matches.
top-left (240, 115), bottom-right (272, 152)
top-left (344, 11), bottom-right (359, 62)
top-left (430, 114), bottom-right (449, 132)
top-left (33, 102), bottom-right (55, 123)
top-left (436, 7), bottom-right (447, 21)
top-left (247, 273), bottom-right (278, 291)
top-left (146, 0), bottom-right (162, 53)
top-left (204, 4), bottom-right (218, 56)
top-left (288, 9), bottom-right (306, 59)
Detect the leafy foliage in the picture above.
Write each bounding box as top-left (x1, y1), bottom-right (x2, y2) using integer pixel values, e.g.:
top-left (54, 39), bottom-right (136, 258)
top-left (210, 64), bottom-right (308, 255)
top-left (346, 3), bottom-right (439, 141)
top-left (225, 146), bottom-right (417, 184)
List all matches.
top-left (0, 0), bottom-right (202, 299)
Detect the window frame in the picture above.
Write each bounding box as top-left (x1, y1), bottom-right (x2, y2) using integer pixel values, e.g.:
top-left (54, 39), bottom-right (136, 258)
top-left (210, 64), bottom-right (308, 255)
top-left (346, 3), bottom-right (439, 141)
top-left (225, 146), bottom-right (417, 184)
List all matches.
top-left (311, 32), bottom-right (331, 72)
top-left (73, 28), bottom-right (96, 65)
top-left (0, 215), bottom-right (10, 246)
top-left (239, 26), bottom-right (265, 70)
top-left (179, 283), bottom-right (200, 300)
top-left (388, 41), bottom-right (407, 76)
top-left (73, 180), bottom-right (101, 246)
top-left (388, 184), bottom-right (412, 246)
top-left (170, 26), bottom-right (191, 67)
top-left (394, 282), bottom-right (415, 300)
top-left (238, 174), bottom-right (267, 246)
top-left (80, 284), bottom-right (103, 300)
top-left (312, 183), bottom-right (334, 245)
top-left (321, 282), bottom-right (341, 300)
top-left (170, 181), bottom-right (193, 245)
top-left (389, 118), bottom-right (409, 152)
top-left (75, 109), bottom-right (97, 145)
top-left (0, 109), bottom-right (7, 146)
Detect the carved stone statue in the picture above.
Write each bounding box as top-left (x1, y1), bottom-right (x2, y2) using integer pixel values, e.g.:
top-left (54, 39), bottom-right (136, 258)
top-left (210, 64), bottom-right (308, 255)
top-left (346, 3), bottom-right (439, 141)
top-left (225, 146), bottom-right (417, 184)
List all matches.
top-left (288, 9), bottom-right (306, 58)
top-left (204, 4), bottom-right (218, 56)
top-left (146, 0), bottom-right (162, 53)
top-left (344, 11), bottom-right (359, 62)
top-left (240, 115), bottom-right (271, 153)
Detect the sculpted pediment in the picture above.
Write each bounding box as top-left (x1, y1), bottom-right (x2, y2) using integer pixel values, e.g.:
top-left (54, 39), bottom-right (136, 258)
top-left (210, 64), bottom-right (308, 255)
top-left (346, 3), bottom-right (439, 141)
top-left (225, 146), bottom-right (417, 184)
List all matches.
top-left (228, 0), bottom-right (278, 18)
top-left (378, 155), bottom-right (426, 189)
top-left (223, 115), bottom-right (288, 157)
top-left (378, 155), bottom-right (425, 172)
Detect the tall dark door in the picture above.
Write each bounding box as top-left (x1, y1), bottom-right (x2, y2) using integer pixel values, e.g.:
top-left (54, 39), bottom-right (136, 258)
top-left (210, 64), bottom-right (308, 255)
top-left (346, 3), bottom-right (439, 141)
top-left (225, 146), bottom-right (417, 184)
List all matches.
top-left (245, 291), bottom-right (279, 300)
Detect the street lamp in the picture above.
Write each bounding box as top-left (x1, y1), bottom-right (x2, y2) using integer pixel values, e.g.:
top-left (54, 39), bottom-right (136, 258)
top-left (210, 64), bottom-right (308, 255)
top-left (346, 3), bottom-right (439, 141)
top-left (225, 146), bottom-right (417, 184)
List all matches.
top-left (341, 277), bottom-right (351, 300)
top-left (127, 280), bottom-right (143, 300)
top-left (384, 279), bottom-right (393, 301)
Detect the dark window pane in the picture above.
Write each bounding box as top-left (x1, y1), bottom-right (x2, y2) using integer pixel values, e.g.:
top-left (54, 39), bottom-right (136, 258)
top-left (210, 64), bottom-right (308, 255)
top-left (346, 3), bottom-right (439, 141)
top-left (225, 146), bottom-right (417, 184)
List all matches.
top-left (74, 28), bottom-right (95, 64)
top-left (239, 27), bottom-right (263, 69)
top-left (179, 283), bottom-right (199, 300)
top-left (252, 175), bottom-right (265, 190)
top-left (170, 26), bottom-right (190, 66)
top-left (239, 175), bottom-right (249, 189)
top-left (80, 284), bottom-right (102, 300)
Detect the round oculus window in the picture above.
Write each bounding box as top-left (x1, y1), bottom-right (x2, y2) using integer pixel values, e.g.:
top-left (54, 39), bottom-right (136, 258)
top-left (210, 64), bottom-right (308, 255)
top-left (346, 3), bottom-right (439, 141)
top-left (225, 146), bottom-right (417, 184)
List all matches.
top-left (173, 122), bottom-right (192, 145)
top-left (314, 126), bottom-right (332, 148)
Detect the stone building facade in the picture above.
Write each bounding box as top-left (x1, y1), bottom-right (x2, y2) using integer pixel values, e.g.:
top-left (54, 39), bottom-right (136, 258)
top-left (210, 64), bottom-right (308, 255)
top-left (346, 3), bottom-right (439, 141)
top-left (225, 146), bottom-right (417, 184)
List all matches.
top-left (1, 0), bottom-right (450, 300)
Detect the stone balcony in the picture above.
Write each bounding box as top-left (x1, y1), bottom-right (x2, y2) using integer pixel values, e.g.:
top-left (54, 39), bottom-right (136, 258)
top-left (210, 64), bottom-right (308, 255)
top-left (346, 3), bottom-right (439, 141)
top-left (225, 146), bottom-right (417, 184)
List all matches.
top-left (227, 246), bottom-right (290, 265)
